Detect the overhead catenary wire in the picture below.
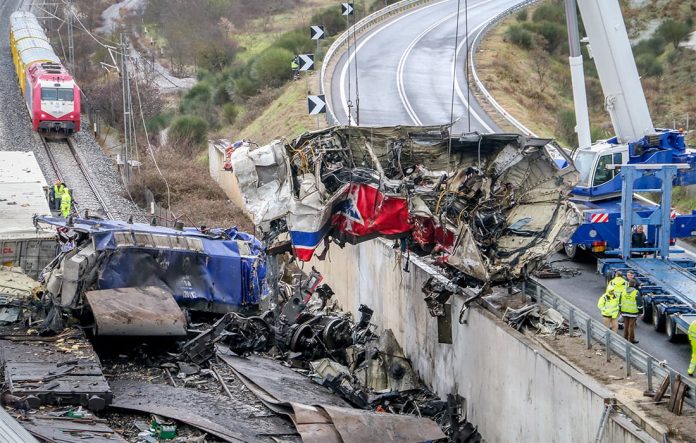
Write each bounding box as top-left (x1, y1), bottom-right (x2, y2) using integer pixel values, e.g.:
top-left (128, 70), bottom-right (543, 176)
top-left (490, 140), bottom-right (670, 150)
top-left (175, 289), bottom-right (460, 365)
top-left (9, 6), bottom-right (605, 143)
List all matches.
top-left (447, 0), bottom-right (463, 171)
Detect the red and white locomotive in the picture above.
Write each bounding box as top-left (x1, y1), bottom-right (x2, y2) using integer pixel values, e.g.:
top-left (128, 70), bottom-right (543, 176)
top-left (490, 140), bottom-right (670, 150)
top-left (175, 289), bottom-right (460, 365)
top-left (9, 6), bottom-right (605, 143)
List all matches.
top-left (10, 11), bottom-right (80, 136)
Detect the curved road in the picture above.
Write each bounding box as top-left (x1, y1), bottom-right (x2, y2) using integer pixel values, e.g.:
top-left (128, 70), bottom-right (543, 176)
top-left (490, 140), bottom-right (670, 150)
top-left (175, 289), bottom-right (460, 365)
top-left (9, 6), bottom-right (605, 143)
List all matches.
top-left (328, 0), bottom-right (695, 375)
top-left (329, 0), bottom-right (526, 132)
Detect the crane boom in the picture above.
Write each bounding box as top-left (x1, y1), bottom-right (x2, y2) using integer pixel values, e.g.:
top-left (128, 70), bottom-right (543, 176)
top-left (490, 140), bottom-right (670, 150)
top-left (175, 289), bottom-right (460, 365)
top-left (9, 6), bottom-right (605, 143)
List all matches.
top-left (576, 0), bottom-right (654, 143)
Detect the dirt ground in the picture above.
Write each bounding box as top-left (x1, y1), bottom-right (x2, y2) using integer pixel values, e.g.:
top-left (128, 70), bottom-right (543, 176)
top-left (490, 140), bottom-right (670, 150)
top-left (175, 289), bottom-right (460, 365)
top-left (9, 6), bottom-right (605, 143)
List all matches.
top-left (534, 331), bottom-right (696, 442)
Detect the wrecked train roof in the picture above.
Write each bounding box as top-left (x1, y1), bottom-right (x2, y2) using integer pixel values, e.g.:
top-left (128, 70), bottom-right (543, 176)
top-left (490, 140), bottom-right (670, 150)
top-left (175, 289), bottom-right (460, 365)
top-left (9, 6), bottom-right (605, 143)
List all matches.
top-left (35, 216), bottom-right (268, 310)
top-left (231, 126), bottom-right (579, 283)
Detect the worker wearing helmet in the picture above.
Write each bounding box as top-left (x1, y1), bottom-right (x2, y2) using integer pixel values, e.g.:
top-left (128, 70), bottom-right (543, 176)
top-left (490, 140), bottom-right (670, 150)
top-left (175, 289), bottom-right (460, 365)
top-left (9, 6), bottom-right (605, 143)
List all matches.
top-left (606, 271), bottom-right (626, 294)
top-left (689, 320), bottom-right (696, 377)
top-left (598, 288), bottom-right (620, 332)
top-left (60, 187), bottom-right (72, 218)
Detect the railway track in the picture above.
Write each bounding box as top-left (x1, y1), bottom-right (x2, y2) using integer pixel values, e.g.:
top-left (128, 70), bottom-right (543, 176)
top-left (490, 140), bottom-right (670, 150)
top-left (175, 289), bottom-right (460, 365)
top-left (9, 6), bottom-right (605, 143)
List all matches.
top-left (41, 136), bottom-right (114, 219)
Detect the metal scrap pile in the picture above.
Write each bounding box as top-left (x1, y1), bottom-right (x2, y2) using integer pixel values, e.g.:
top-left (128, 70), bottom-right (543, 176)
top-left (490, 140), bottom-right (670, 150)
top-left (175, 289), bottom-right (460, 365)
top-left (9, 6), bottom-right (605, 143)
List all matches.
top-left (179, 268), bottom-right (481, 441)
top-left (231, 125), bottom-right (579, 286)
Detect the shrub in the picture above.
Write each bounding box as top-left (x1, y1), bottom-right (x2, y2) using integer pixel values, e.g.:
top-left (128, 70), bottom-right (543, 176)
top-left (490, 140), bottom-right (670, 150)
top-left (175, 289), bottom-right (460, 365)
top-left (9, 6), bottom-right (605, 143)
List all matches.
top-left (251, 47), bottom-right (295, 88)
top-left (532, 21), bottom-right (566, 52)
top-left (635, 53), bottom-right (663, 77)
top-left (505, 25), bottom-right (533, 49)
top-left (213, 84), bottom-right (231, 105)
top-left (657, 19), bottom-right (692, 48)
top-left (532, 4), bottom-right (564, 24)
top-left (222, 103), bottom-right (238, 124)
top-left (555, 108), bottom-right (578, 147)
top-left (274, 29), bottom-right (314, 55)
top-left (516, 9), bottom-right (528, 22)
top-left (311, 6), bottom-right (346, 36)
top-left (232, 75), bottom-right (259, 99)
top-left (169, 115), bottom-right (209, 151)
top-left (633, 36), bottom-right (666, 56)
top-left (146, 111), bottom-right (174, 135)
top-left (198, 38), bottom-right (239, 72)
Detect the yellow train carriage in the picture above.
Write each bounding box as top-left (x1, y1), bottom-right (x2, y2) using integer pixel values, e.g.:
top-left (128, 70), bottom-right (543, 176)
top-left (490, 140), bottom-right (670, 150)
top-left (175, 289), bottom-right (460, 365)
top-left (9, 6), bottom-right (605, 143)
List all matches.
top-left (13, 40), bottom-right (58, 94)
top-left (9, 12), bottom-right (57, 95)
top-left (10, 27), bottom-right (47, 65)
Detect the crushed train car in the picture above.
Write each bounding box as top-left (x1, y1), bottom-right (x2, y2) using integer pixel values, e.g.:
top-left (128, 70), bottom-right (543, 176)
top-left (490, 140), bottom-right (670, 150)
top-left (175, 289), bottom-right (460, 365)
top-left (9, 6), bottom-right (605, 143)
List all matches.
top-left (34, 216), bottom-right (268, 335)
top-left (231, 126), bottom-right (579, 284)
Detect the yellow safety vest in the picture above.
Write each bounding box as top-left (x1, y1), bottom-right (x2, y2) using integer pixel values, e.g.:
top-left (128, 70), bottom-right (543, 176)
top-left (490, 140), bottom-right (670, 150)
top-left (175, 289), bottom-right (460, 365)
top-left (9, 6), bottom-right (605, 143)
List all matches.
top-left (620, 289), bottom-right (640, 314)
top-left (60, 190), bottom-right (72, 217)
top-left (53, 184), bottom-right (65, 196)
top-left (598, 293), bottom-right (619, 318)
top-left (689, 320), bottom-right (696, 343)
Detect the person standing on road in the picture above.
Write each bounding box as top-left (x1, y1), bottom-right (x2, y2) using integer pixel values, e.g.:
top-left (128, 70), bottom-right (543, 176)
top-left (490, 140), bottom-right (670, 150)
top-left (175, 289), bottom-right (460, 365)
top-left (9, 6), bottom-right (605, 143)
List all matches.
top-left (689, 320), bottom-right (696, 377)
top-left (598, 289), bottom-right (620, 332)
top-left (60, 187), bottom-right (72, 218)
top-left (620, 280), bottom-right (643, 343)
top-left (606, 271), bottom-right (626, 294)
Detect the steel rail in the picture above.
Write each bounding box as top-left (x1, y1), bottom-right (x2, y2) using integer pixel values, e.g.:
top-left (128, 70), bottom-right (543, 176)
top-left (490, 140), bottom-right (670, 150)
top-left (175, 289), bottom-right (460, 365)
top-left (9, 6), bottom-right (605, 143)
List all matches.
top-left (41, 136), bottom-right (114, 219)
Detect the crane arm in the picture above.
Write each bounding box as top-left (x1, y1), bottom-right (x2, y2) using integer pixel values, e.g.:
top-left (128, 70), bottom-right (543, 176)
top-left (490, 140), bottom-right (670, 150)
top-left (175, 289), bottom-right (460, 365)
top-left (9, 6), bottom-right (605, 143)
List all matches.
top-left (576, 0), bottom-right (654, 143)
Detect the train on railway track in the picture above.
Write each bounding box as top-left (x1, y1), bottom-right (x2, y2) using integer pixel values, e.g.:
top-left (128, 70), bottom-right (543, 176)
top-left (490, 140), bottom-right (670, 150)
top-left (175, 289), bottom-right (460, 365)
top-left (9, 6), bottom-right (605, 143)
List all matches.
top-left (9, 11), bottom-right (80, 137)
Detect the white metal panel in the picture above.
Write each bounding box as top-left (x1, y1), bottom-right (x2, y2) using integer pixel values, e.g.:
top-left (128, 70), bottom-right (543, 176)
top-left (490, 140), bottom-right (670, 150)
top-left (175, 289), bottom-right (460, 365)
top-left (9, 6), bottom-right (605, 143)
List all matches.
top-left (0, 152), bottom-right (51, 237)
top-left (12, 28), bottom-right (48, 43)
top-left (0, 406), bottom-right (39, 443)
top-left (19, 47), bottom-right (59, 67)
top-left (577, 0), bottom-right (654, 143)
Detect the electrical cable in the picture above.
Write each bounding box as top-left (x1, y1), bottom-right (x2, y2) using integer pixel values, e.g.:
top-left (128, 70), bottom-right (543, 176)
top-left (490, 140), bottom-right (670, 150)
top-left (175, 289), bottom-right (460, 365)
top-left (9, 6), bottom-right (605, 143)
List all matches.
top-left (465, 0), bottom-right (471, 132)
top-left (353, 11), bottom-right (360, 126)
top-left (133, 62), bottom-right (172, 213)
top-left (447, 0), bottom-right (463, 171)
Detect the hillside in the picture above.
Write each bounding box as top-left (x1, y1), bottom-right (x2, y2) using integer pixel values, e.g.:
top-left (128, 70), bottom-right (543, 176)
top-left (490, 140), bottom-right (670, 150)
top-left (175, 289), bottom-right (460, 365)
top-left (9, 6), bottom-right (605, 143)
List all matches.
top-left (475, 0), bottom-right (696, 210)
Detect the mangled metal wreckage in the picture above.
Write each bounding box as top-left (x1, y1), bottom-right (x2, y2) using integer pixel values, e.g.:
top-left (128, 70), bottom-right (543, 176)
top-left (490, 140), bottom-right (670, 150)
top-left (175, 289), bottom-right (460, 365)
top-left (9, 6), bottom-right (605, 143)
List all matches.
top-left (34, 216), bottom-right (268, 335)
top-left (232, 126), bottom-right (579, 284)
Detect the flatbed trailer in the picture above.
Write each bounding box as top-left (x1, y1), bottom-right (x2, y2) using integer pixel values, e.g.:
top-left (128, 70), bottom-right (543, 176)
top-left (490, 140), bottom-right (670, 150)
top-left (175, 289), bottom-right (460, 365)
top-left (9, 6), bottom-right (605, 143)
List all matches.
top-left (596, 165), bottom-right (696, 342)
top-left (598, 257), bottom-right (696, 341)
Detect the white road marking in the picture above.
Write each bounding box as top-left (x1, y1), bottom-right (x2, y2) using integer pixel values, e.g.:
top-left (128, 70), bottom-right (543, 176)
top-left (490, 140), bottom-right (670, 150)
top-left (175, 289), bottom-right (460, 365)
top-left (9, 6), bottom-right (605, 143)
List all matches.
top-left (396, 0), bottom-right (498, 131)
top-left (339, 0), bottom-right (449, 124)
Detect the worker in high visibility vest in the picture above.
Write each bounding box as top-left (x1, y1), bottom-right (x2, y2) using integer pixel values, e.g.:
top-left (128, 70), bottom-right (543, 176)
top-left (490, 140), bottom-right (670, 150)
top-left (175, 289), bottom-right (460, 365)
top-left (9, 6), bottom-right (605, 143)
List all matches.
top-left (52, 179), bottom-right (65, 211)
top-left (619, 280), bottom-right (643, 343)
top-left (689, 320), bottom-right (696, 377)
top-left (60, 187), bottom-right (72, 218)
top-left (606, 271), bottom-right (626, 294)
top-left (598, 288), bottom-right (620, 332)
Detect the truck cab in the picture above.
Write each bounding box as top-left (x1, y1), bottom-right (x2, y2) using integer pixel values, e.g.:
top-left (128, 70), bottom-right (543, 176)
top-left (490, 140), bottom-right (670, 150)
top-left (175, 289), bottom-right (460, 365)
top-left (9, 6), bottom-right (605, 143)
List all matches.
top-left (572, 141), bottom-right (628, 200)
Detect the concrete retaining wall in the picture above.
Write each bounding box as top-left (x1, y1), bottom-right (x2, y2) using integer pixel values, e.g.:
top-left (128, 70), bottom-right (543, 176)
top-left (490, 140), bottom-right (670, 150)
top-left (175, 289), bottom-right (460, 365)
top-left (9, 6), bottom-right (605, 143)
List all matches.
top-left (310, 238), bottom-right (655, 442)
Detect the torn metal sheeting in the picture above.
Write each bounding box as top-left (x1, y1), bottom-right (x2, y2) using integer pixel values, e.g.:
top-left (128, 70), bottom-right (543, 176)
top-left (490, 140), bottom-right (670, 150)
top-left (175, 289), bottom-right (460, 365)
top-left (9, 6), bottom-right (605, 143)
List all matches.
top-left (19, 417), bottom-right (126, 443)
top-left (109, 379), bottom-right (297, 442)
top-left (217, 351), bottom-right (350, 408)
top-left (85, 287), bottom-right (187, 336)
top-left (322, 404), bottom-right (445, 443)
top-left (231, 126), bottom-right (579, 283)
top-left (218, 351), bottom-right (445, 443)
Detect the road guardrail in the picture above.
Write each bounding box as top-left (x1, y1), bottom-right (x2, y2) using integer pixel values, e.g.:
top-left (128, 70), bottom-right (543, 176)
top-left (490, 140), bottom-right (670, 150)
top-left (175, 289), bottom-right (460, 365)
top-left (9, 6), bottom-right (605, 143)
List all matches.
top-left (320, 0), bottom-right (436, 126)
top-left (469, 0), bottom-right (541, 135)
top-left (523, 278), bottom-right (695, 409)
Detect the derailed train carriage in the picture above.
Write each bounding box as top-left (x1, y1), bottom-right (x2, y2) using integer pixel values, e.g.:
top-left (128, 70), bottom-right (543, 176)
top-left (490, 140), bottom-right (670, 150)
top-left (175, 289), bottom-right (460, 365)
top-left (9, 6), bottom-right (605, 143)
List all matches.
top-left (9, 11), bottom-right (80, 136)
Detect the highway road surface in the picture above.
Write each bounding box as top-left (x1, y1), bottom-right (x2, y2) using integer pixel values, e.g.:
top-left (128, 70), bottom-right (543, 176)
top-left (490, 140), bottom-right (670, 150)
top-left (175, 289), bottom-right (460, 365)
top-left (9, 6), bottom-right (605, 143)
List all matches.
top-left (327, 0), bottom-right (695, 375)
top-left (329, 0), bottom-right (527, 132)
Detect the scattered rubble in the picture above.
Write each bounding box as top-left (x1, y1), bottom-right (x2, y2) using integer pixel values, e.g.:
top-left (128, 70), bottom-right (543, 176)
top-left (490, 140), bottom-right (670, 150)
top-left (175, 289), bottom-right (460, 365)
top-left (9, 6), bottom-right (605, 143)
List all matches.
top-left (231, 126), bottom-right (579, 287)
